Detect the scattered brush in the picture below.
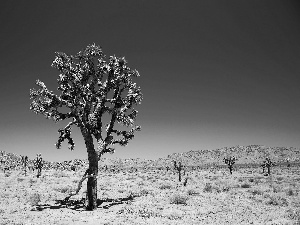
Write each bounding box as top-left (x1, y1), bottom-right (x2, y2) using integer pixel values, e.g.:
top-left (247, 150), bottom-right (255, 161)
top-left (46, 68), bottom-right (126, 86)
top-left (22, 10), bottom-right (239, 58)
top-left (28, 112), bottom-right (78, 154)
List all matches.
top-left (170, 194), bottom-right (189, 205)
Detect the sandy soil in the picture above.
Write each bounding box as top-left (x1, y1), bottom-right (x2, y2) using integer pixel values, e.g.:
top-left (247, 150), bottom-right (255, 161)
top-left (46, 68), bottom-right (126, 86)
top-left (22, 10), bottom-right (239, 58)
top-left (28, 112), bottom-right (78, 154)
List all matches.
top-left (0, 166), bottom-right (299, 225)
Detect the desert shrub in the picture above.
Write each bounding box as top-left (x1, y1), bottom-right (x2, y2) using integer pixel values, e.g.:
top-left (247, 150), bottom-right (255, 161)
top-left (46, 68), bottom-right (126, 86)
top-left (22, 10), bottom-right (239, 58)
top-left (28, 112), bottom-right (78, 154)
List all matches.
top-left (290, 196), bottom-right (300, 208)
top-left (17, 177), bottom-right (25, 182)
top-left (203, 183), bottom-right (213, 192)
top-left (237, 177), bottom-right (244, 182)
top-left (28, 178), bottom-right (37, 186)
top-left (170, 194), bottom-right (189, 205)
top-left (137, 180), bottom-right (145, 186)
top-left (53, 170), bottom-right (69, 178)
top-left (214, 180), bottom-right (231, 192)
top-left (187, 188), bottom-right (199, 195)
top-left (240, 183), bottom-right (251, 188)
top-left (126, 190), bottom-right (141, 198)
top-left (28, 192), bottom-right (41, 206)
top-left (285, 188), bottom-right (297, 196)
top-left (137, 206), bottom-right (159, 218)
top-left (265, 193), bottom-right (289, 206)
top-left (139, 189), bottom-right (151, 196)
top-left (159, 184), bottom-right (172, 190)
top-left (248, 188), bottom-right (263, 196)
top-left (165, 210), bottom-right (184, 220)
top-left (271, 184), bottom-right (283, 193)
top-left (248, 178), bottom-right (255, 183)
top-left (276, 176), bottom-right (284, 182)
top-left (54, 185), bottom-right (73, 194)
top-left (284, 208), bottom-right (300, 222)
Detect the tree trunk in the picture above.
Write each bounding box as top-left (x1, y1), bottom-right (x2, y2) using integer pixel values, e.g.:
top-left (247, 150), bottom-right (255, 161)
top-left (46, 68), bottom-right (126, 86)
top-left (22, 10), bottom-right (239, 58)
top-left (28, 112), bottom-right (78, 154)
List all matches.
top-left (267, 166), bottom-right (271, 176)
top-left (229, 166), bottom-right (233, 174)
top-left (81, 128), bottom-right (98, 211)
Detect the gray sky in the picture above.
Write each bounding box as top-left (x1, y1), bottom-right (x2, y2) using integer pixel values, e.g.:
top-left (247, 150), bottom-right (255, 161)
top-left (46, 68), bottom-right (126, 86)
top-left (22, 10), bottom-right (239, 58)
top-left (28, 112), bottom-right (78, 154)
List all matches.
top-left (0, 0), bottom-right (300, 161)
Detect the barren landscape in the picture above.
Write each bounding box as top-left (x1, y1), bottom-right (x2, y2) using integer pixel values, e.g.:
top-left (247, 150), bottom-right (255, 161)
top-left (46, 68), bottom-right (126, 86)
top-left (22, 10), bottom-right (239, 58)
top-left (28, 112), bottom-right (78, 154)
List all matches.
top-left (1, 145), bottom-right (300, 225)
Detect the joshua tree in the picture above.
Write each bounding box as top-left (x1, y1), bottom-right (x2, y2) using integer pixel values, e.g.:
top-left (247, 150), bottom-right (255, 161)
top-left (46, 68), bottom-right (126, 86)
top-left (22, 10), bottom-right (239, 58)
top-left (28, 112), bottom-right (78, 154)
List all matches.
top-left (224, 156), bottom-right (236, 175)
top-left (166, 166), bottom-right (169, 172)
top-left (21, 156), bottom-right (28, 176)
top-left (29, 44), bottom-right (142, 210)
top-left (173, 161), bottom-right (183, 182)
top-left (0, 152), bottom-right (6, 172)
top-left (262, 157), bottom-right (275, 176)
top-left (34, 154), bottom-right (43, 178)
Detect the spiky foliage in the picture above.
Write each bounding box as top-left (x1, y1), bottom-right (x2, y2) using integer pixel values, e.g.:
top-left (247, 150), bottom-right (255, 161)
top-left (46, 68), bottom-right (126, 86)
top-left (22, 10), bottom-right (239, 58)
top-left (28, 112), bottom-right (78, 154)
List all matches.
top-left (29, 44), bottom-right (142, 210)
top-left (173, 161), bottom-right (184, 182)
top-left (29, 43), bottom-right (142, 158)
top-left (34, 154), bottom-right (43, 178)
top-left (224, 156), bottom-right (237, 175)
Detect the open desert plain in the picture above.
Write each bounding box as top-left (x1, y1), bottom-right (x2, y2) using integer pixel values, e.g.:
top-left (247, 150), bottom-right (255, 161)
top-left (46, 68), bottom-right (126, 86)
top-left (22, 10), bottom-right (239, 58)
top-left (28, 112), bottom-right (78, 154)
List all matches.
top-left (1, 145), bottom-right (300, 225)
top-left (1, 1), bottom-right (300, 225)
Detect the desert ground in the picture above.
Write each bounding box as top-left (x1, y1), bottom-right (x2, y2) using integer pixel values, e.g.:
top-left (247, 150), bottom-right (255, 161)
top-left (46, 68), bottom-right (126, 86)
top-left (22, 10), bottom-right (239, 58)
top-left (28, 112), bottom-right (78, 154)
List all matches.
top-left (1, 163), bottom-right (299, 225)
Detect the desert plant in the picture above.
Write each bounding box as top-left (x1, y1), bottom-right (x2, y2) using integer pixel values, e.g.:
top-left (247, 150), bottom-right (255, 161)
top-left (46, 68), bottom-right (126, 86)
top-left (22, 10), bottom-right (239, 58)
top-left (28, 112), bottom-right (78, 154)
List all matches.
top-left (203, 183), bottom-right (213, 192)
top-left (240, 183), bottom-right (251, 188)
top-left (30, 44), bottom-right (143, 210)
top-left (262, 157), bottom-right (275, 176)
top-left (159, 184), bottom-right (172, 190)
top-left (173, 161), bottom-right (183, 182)
top-left (224, 156), bottom-right (237, 174)
top-left (265, 193), bottom-right (288, 206)
top-left (183, 177), bottom-right (188, 186)
top-left (170, 194), bottom-right (188, 205)
top-left (34, 154), bottom-right (43, 178)
top-left (21, 155), bottom-right (28, 176)
top-left (187, 188), bottom-right (199, 195)
top-left (28, 192), bottom-right (41, 207)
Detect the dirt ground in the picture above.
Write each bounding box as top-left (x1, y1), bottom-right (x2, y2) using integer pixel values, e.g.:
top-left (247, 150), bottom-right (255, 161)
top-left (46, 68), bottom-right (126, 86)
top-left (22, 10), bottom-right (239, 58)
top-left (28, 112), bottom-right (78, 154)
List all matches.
top-left (1, 166), bottom-right (299, 225)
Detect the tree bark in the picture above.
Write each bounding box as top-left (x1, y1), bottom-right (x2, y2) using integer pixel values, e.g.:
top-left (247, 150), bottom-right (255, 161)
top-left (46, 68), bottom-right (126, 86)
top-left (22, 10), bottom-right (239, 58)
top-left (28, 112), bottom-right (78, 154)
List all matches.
top-left (81, 128), bottom-right (98, 211)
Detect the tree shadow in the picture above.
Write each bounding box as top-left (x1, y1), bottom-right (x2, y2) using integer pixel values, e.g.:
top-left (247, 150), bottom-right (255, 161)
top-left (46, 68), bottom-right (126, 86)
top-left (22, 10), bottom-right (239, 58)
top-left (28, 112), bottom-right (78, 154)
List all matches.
top-left (31, 195), bottom-right (134, 211)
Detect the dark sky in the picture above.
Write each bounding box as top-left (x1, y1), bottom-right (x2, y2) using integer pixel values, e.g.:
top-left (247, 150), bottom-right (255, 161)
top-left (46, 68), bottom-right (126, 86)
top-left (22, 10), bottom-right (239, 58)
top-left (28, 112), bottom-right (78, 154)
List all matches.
top-left (0, 0), bottom-right (300, 162)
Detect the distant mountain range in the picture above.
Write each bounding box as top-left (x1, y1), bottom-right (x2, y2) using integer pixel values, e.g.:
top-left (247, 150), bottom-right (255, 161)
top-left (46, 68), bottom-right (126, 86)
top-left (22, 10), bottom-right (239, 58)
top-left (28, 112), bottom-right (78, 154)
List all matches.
top-left (1, 145), bottom-right (300, 170)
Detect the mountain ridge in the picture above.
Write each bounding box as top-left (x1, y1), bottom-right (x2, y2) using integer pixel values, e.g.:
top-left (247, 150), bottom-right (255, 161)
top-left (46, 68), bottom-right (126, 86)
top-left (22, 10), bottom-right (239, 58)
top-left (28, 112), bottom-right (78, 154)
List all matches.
top-left (1, 145), bottom-right (300, 169)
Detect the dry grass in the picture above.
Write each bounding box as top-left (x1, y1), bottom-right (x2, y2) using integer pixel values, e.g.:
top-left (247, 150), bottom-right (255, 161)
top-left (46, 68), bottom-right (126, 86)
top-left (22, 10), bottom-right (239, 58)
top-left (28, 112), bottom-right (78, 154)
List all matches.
top-left (0, 166), bottom-right (299, 224)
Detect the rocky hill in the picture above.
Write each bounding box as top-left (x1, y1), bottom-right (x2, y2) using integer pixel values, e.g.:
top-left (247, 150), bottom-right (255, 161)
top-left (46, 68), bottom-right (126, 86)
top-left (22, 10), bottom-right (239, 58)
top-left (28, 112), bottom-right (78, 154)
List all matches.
top-left (160, 145), bottom-right (300, 168)
top-left (1, 145), bottom-right (300, 170)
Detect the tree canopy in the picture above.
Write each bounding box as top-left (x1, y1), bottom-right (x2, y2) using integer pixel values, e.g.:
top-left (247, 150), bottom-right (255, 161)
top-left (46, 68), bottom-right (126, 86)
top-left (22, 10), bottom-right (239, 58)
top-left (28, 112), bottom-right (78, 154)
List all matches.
top-left (30, 44), bottom-right (143, 159)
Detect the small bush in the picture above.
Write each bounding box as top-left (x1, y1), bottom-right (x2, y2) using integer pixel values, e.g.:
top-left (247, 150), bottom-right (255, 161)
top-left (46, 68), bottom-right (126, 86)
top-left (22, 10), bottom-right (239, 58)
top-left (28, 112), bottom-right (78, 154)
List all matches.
top-left (28, 192), bottom-right (41, 206)
top-left (276, 176), bottom-right (284, 182)
top-left (284, 208), bottom-right (300, 222)
top-left (265, 194), bottom-right (289, 206)
top-left (53, 171), bottom-right (69, 178)
top-left (249, 188), bottom-right (263, 196)
top-left (139, 189), bottom-right (151, 196)
top-left (28, 178), bottom-right (37, 186)
top-left (203, 183), bottom-right (213, 192)
top-left (285, 188), bottom-right (297, 196)
top-left (248, 178), bottom-right (255, 183)
top-left (240, 183), bottom-right (251, 188)
top-left (17, 177), bottom-right (25, 182)
top-left (187, 188), bottom-right (199, 196)
top-left (54, 186), bottom-right (72, 194)
top-left (159, 184), bottom-right (172, 190)
top-left (170, 194), bottom-right (189, 205)
top-left (237, 177), bottom-right (244, 182)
